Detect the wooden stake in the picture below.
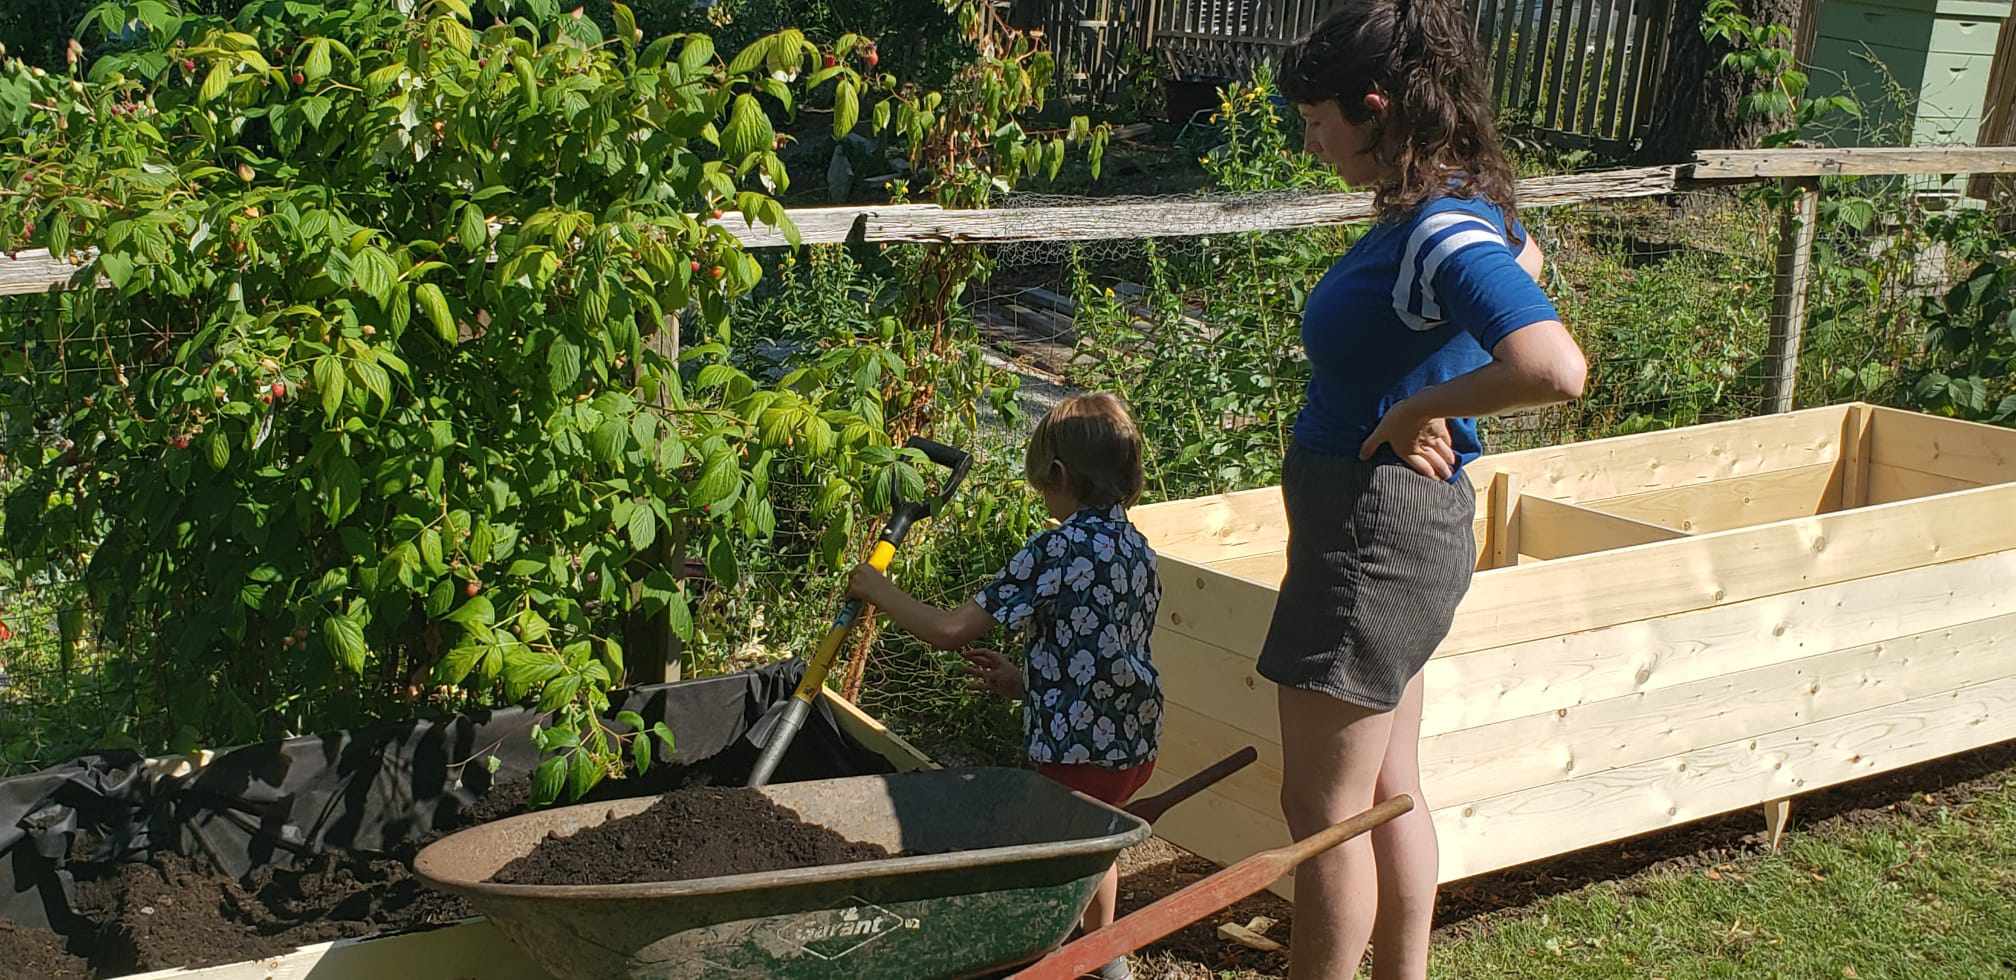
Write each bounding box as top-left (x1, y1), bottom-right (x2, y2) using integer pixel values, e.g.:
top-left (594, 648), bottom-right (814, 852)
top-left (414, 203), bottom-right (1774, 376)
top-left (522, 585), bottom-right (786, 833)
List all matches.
top-left (1841, 403), bottom-right (1871, 510)
top-left (1764, 797), bottom-right (1792, 851)
top-left (1489, 471), bottom-right (1520, 569)
top-left (1764, 177), bottom-right (1822, 414)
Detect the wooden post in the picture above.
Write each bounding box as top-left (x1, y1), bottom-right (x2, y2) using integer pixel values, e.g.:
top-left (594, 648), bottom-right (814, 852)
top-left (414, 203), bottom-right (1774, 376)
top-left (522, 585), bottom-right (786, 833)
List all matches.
top-left (1764, 797), bottom-right (1792, 851)
top-left (626, 313), bottom-right (683, 686)
top-left (1489, 471), bottom-right (1521, 569)
top-left (1763, 177), bottom-right (1821, 414)
top-left (1969, 16), bottom-right (2016, 218)
top-left (1841, 403), bottom-right (1871, 510)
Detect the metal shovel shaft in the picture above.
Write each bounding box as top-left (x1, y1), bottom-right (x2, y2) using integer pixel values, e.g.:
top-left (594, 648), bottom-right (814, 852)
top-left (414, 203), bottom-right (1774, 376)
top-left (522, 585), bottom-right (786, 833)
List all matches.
top-left (1010, 794), bottom-right (1416, 980)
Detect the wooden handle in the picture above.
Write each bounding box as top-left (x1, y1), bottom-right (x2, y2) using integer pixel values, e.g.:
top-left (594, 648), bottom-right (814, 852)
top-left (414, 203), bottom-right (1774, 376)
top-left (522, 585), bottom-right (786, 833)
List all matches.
top-left (1123, 746), bottom-right (1259, 823)
top-left (1012, 795), bottom-right (1415, 980)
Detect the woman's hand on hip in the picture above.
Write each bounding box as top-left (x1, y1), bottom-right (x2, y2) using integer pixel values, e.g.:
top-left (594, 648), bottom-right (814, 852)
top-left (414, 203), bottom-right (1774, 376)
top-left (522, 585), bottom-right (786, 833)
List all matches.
top-left (1360, 405), bottom-right (1457, 481)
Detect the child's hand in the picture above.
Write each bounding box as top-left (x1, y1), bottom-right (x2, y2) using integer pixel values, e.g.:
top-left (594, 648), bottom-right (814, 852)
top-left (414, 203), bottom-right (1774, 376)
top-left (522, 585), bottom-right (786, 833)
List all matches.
top-left (846, 563), bottom-right (890, 603)
top-left (962, 649), bottom-right (1025, 700)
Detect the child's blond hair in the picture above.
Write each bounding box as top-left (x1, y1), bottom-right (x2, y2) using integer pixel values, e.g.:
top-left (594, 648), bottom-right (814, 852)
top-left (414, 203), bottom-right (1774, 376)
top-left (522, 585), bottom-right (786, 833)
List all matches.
top-left (1024, 393), bottom-right (1146, 508)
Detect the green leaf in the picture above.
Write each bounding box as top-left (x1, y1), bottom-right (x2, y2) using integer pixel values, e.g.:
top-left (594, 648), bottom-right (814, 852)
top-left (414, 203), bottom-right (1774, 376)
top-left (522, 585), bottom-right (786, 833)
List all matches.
top-left (532, 755), bottom-right (565, 805)
top-left (426, 576), bottom-right (457, 617)
top-left (352, 248), bottom-right (396, 306)
top-left (590, 418), bottom-right (628, 465)
top-left (652, 721), bottom-right (676, 750)
top-left (206, 430), bottom-right (231, 470)
top-left (727, 36), bottom-right (770, 75)
top-left (693, 450), bottom-right (738, 507)
top-left (416, 283), bottom-right (456, 345)
top-left (304, 38), bottom-right (333, 82)
top-left (632, 733), bottom-right (653, 774)
top-left (506, 657), bottom-right (564, 702)
top-left (200, 62), bottom-right (231, 103)
top-left (721, 93), bottom-right (775, 164)
top-left (834, 80), bottom-right (859, 138)
top-left (566, 747), bottom-right (601, 801)
top-left (314, 355), bottom-right (347, 421)
top-left (665, 586), bottom-right (692, 640)
top-left (548, 336), bottom-right (583, 392)
top-left (300, 95), bottom-right (332, 131)
top-left (448, 594), bottom-right (496, 627)
top-left (471, 522), bottom-right (496, 565)
top-left (519, 610), bottom-right (551, 645)
top-left (436, 641), bottom-right (484, 685)
top-left (352, 359), bottom-right (392, 411)
top-left (98, 251), bottom-right (134, 290)
top-left (628, 504), bottom-right (656, 551)
top-left (420, 529), bottom-right (447, 575)
top-left (705, 535), bottom-right (739, 586)
top-left (323, 615), bottom-right (367, 676)
top-left (458, 203), bottom-right (489, 253)
top-left (613, 3), bottom-right (637, 46)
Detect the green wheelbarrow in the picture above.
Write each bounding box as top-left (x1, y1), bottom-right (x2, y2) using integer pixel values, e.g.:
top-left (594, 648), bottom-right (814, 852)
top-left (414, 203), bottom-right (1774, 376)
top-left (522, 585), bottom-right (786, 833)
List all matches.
top-left (414, 750), bottom-right (1409, 979)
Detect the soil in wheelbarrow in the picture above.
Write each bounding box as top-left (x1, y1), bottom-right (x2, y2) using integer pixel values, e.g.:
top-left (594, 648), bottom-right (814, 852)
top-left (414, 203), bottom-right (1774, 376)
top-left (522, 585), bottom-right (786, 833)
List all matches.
top-left (491, 787), bottom-right (898, 885)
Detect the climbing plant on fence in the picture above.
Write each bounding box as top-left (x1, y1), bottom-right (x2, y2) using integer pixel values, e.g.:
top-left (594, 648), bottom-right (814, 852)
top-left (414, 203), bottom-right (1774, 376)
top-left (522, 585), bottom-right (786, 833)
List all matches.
top-left (0, 0), bottom-right (947, 801)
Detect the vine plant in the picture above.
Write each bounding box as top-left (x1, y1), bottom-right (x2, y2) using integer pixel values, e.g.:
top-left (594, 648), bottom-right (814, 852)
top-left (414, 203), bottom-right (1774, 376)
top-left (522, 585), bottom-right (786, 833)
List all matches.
top-left (0, 0), bottom-right (931, 802)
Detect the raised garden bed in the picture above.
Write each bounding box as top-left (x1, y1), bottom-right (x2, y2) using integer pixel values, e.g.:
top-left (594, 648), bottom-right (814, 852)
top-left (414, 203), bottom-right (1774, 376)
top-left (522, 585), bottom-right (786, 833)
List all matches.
top-left (1128, 402), bottom-right (2016, 899)
top-left (0, 662), bottom-right (931, 979)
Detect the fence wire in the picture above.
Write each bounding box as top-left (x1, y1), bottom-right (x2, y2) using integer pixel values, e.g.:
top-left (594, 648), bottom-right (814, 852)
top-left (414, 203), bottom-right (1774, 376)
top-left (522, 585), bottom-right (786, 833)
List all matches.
top-left (4, 171), bottom-right (2014, 771)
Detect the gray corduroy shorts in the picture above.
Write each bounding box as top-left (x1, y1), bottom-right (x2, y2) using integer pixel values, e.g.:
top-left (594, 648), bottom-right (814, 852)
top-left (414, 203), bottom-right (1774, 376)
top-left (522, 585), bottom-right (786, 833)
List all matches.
top-left (1256, 442), bottom-right (1478, 711)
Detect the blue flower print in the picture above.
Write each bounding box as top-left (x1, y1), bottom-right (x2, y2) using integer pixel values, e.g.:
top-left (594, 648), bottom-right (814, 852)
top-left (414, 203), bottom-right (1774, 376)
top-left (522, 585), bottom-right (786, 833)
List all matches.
top-left (1062, 744), bottom-right (1092, 764)
top-left (1092, 716), bottom-right (1116, 749)
top-left (1051, 713), bottom-right (1069, 741)
top-left (1108, 562), bottom-right (1130, 596)
top-left (1069, 700), bottom-right (1095, 731)
top-left (1132, 561), bottom-right (1150, 597)
top-left (1068, 650), bottom-right (1097, 685)
top-left (1092, 534), bottom-right (1116, 561)
top-left (1046, 534), bottom-right (1069, 559)
top-left (1065, 556), bottom-right (1096, 591)
top-left (1093, 585), bottom-right (1115, 607)
top-left (1036, 567), bottom-right (1063, 597)
top-left (1070, 606), bottom-right (1100, 637)
top-left (1098, 623), bottom-right (1126, 658)
top-left (1110, 657), bottom-right (1137, 688)
top-left (1008, 548), bottom-right (1037, 580)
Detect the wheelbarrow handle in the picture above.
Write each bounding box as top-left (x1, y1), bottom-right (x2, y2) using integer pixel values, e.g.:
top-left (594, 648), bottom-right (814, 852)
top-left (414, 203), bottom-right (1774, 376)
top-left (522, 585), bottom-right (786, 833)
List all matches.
top-left (1123, 746), bottom-right (1258, 824)
top-left (1010, 794), bottom-right (1416, 980)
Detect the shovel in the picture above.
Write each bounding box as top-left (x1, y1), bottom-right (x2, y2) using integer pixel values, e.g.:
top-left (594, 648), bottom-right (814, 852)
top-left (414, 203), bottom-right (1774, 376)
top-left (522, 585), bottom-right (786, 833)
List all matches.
top-left (746, 435), bottom-right (972, 787)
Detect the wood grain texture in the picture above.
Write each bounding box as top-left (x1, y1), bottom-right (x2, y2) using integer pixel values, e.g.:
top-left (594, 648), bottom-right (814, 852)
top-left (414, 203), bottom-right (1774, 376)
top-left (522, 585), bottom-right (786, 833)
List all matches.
top-left (1692, 147), bottom-right (2016, 179)
top-left (1427, 547), bottom-right (2016, 736)
top-left (0, 248), bottom-right (102, 297)
top-left (1841, 405), bottom-right (1871, 510)
top-left (1574, 462), bottom-right (1840, 533)
top-left (1867, 406), bottom-right (2016, 487)
top-left (1131, 485), bottom-right (1285, 566)
top-left (1489, 471), bottom-right (1520, 568)
top-left (1866, 464), bottom-right (1984, 505)
top-left (1441, 482), bottom-right (2016, 656)
top-left (1517, 496), bottom-right (1688, 560)
top-left (1435, 674), bottom-right (2016, 880)
top-left (822, 689), bottom-right (936, 772)
top-left (1461, 405), bottom-right (1848, 507)
top-left (1153, 560), bottom-right (1281, 655)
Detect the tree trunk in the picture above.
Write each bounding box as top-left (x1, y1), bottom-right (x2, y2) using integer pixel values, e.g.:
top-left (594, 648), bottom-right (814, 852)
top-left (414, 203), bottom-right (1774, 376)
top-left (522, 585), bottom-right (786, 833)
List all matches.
top-left (1633, 0), bottom-right (1807, 164)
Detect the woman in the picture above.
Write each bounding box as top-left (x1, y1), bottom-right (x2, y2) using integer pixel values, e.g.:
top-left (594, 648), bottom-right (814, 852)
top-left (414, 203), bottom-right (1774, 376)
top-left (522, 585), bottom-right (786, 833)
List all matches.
top-left (1260, 2), bottom-right (1588, 978)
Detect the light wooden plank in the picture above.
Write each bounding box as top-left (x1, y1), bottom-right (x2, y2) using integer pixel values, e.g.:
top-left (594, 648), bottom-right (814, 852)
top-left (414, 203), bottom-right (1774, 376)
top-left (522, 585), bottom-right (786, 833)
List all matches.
top-left (1841, 404), bottom-right (1872, 509)
top-left (1426, 548), bottom-right (2016, 736)
top-left (1575, 462), bottom-right (1840, 533)
top-left (1463, 404), bottom-right (1849, 506)
top-left (129, 919), bottom-right (555, 979)
top-left (1421, 610), bottom-right (2016, 807)
top-left (1764, 797), bottom-right (1792, 850)
top-left (1517, 496), bottom-right (1689, 560)
top-left (1209, 551), bottom-right (1287, 588)
top-left (1692, 146), bottom-right (2016, 179)
top-left (821, 689), bottom-right (936, 772)
top-left (0, 247), bottom-right (103, 297)
top-left (1866, 463), bottom-right (1984, 505)
top-left (1153, 628), bottom-right (1280, 744)
top-left (1132, 485), bottom-right (1285, 565)
top-left (1441, 481), bottom-right (2016, 656)
top-left (1151, 554), bottom-right (1283, 657)
top-left (1489, 471), bottom-right (1520, 568)
top-left (1867, 406), bottom-right (2016, 487)
top-left (1136, 779), bottom-right (1300, 901)
top-left (1435, 674), bottom-right (2016, 881)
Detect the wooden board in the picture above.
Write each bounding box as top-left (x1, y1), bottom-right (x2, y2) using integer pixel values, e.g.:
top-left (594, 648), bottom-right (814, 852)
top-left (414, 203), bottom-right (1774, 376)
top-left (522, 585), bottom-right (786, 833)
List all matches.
top-left (1131, 486), bottom-right (1285, 566)
top-left (130, 919), bottom-right (555, 979)
top-left (1574, 462), bottom-right (1841, 533)
top-left (1426, 547), bottom-right (2016, 736)
top-left (1461, 405), bottom-right (1848, 507)
top-left (1516, 496), bottom-right (1689, 560)
top-left (1440, 481), bottom-right (2016, 656)
top-left (1153, 561), bottom-right (1283, 656)
top-left (1692, 146), bottom-right (2016, 179)
top-left (1867, 406), bottom-right (2016, 487)
top-left (823, 689), bottom-right (936, 772)
top-left (1435, 673), bottom-right (2016, 880)
top-left (1866, 464), bottom-right (1984, 505)
top-left (1152, 628), bottom-right (1281, 744)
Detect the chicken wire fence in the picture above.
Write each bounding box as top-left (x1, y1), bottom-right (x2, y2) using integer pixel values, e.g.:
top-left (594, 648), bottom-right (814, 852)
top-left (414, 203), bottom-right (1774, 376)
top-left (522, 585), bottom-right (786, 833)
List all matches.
top-left (4, 170), bottom-right (2013, 769)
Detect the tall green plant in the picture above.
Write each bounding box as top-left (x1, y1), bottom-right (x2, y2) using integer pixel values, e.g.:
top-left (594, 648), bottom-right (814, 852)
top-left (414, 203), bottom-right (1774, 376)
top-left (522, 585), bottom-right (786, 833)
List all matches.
top-left (0, 0), bottom-right (921, 801)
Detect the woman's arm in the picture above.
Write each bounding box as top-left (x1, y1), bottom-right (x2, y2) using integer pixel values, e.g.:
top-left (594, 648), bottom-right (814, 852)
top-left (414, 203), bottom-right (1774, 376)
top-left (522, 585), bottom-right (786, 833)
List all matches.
top-left (847, 564), bottom-right (994, 650)
top-left (1361, 321), bottom-right (1587, 479)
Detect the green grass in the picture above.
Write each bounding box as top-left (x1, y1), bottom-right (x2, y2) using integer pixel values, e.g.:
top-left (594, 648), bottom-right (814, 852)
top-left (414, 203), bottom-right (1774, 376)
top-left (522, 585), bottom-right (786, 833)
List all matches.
top-left (1429, 775), bottom-right (2016, 980)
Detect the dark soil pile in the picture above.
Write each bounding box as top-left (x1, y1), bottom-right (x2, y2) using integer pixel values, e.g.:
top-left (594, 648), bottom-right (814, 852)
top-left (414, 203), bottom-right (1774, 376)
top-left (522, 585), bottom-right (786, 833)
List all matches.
top-left (492, 787), bottom-right (895, 885)
top-left (0, 920), bottom-right (90, 980)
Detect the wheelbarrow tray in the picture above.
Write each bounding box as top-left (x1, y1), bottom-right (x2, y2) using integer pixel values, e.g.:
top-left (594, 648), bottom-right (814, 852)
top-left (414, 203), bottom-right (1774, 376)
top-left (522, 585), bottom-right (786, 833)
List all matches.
top-left (414, 767), bottom-right (1151, 980)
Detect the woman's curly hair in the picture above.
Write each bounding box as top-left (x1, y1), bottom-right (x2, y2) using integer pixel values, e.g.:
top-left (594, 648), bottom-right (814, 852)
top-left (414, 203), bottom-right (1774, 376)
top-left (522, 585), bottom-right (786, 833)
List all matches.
top-left (1279, 0), bottom-right (1519, 223)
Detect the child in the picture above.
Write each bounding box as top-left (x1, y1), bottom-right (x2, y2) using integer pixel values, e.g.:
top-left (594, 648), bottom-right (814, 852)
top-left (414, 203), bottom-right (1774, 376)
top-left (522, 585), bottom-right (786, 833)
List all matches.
top-left (846, 392), bottom-right (1162, 979)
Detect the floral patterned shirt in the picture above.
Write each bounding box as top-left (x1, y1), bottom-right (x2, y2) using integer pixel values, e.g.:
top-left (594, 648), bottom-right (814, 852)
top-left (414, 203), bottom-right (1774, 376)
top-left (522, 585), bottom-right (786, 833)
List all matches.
top-left (974, 505), bottom-right (1163, 769)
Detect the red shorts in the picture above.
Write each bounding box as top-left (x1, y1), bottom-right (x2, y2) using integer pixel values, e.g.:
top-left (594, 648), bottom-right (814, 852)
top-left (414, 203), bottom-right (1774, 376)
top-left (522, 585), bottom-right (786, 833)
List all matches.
top-left (1037, 761), bottom-right (1157, 807)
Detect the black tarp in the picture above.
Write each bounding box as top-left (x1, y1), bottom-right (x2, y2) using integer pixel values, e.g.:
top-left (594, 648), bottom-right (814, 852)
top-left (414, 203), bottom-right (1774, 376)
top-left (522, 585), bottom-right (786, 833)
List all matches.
top-left (0, 659), bottom-right (895, 934)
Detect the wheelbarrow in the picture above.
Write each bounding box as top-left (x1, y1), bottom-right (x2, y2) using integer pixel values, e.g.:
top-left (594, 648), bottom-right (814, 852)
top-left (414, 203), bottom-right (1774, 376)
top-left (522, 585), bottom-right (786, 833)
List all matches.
top-left (414, 747), bottom-right (1409, 979)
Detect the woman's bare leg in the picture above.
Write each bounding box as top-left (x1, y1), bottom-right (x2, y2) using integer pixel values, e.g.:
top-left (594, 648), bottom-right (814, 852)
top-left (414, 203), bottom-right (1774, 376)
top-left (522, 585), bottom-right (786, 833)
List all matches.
top-left (1369, 672), bottom-right (1437, 980)
top-left (1278, 685), bottom-right (1395, 980)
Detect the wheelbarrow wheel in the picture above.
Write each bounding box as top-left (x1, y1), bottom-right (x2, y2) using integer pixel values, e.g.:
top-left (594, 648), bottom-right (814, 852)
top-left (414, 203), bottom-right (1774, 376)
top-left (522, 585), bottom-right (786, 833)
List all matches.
top-left (1008, 794), bottom-right (1417, 980)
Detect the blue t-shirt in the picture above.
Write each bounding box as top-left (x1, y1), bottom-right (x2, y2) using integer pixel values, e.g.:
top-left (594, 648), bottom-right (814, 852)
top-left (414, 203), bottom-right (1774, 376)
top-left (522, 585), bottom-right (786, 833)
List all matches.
top-left (1291, 194), bottom-right (1560, 481)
